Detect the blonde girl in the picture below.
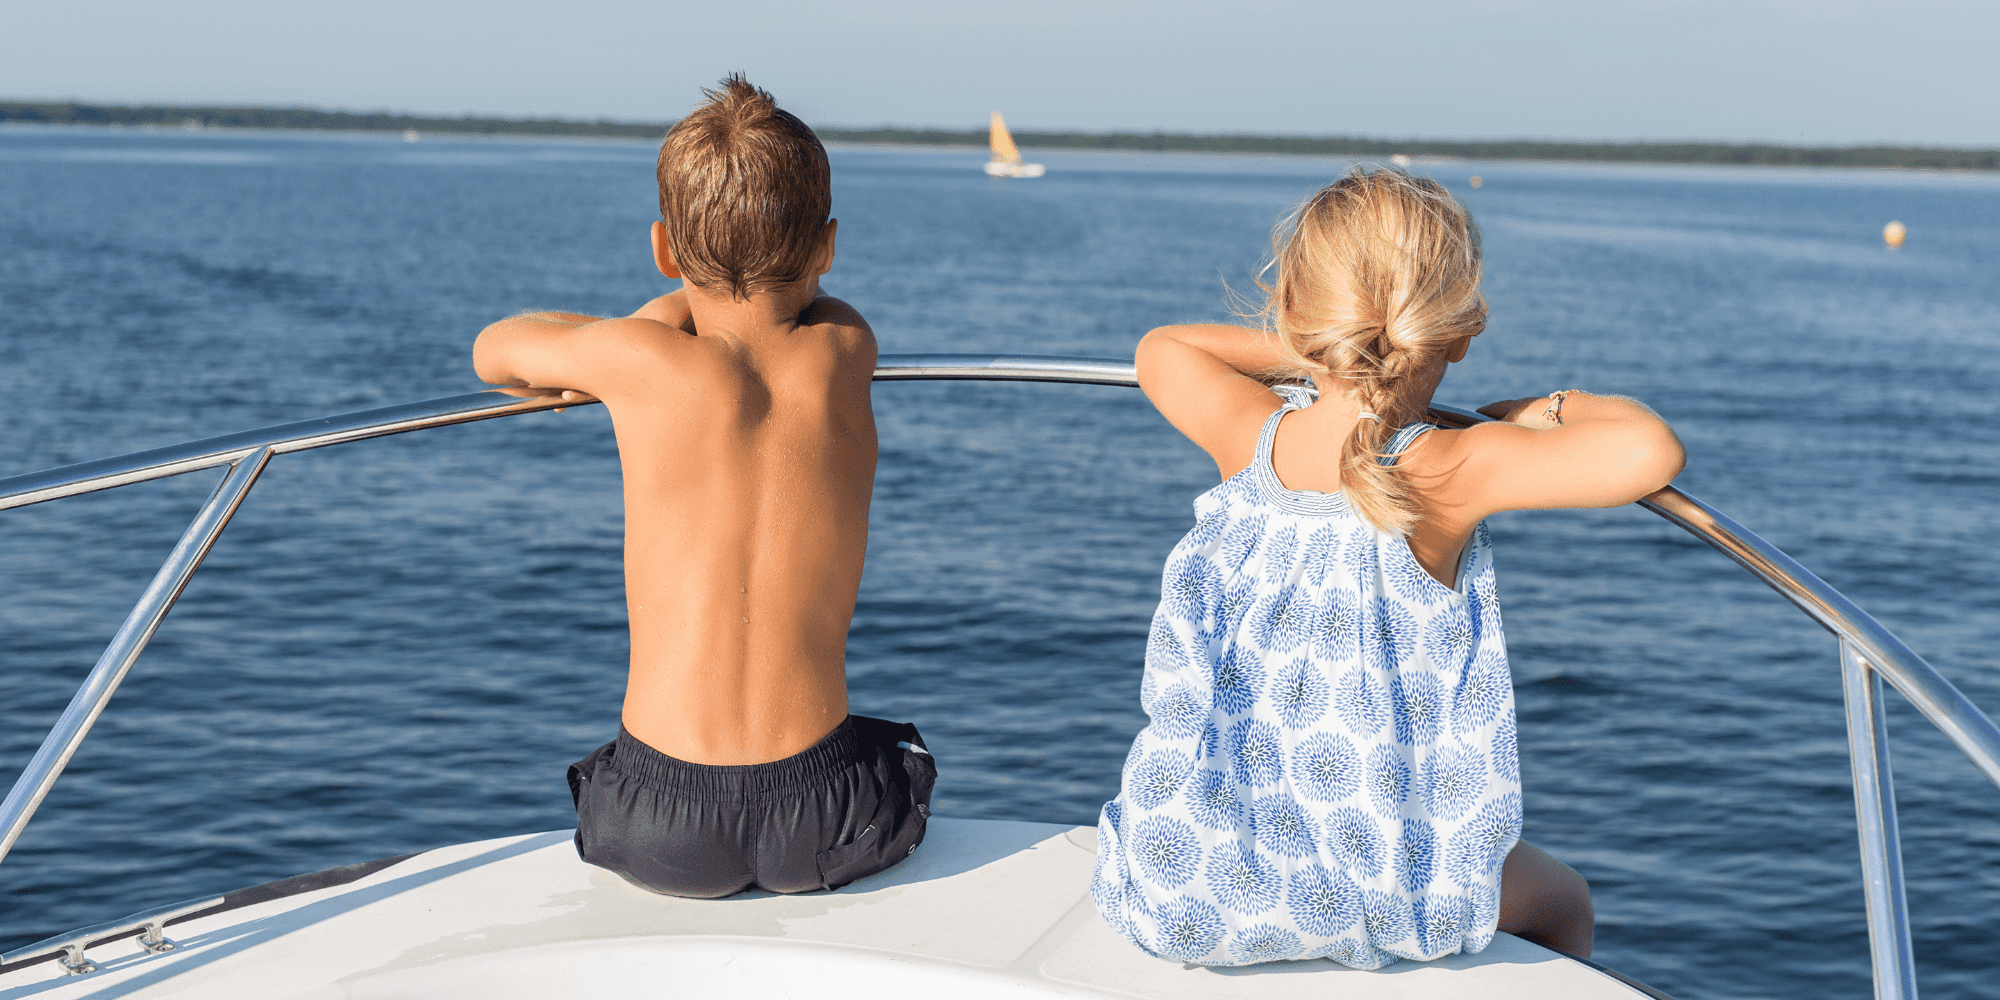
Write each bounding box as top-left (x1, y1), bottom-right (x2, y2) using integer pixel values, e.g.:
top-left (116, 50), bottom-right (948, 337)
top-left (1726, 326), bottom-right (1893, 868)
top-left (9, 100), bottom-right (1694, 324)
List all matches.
top-left (1091, 166), bottom-right (1683, 968)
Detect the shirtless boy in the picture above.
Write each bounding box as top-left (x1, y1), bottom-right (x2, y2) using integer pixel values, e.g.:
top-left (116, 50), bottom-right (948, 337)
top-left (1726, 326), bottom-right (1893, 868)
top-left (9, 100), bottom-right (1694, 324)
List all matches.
top-left (473, 75), bottom-right (933, 898)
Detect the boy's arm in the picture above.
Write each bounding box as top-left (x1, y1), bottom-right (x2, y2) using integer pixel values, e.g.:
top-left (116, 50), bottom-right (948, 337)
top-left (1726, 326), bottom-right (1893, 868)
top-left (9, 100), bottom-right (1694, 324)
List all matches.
top-left (1135, 324), bottom-right (1301, 477)
top-left (475, 308), bottom-right (675, 403)
top-left (473, 312), bottom-right (604, 397)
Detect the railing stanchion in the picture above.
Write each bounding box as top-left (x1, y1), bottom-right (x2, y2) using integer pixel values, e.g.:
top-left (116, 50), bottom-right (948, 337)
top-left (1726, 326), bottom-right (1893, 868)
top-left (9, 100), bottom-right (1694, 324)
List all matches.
top-left (1842, 639), bottom-right (1919, 1000)
top-left (0, 448), bottom-right (274, 868)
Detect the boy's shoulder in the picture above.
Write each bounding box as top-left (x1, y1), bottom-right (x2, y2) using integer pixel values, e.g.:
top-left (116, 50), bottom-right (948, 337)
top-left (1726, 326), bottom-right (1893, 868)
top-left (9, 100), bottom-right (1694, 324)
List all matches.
top-left (596, 294), bottom-right (875, 398)
top-left (765, 294), bottom-right (878, 378)
top-left (576, 313), bottom-right (716, 373)
top-left (628, 290), bottom-right (873, 354)
top-left (797, 294), bottom-right (876, 353)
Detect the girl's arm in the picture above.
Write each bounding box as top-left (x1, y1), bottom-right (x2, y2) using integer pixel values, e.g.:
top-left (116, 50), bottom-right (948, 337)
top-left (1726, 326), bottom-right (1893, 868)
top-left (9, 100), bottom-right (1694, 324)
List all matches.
top-left (1135, 324), bottom-right (1301, 478)
top-left (1441, 391), bottom-right (1686, 515)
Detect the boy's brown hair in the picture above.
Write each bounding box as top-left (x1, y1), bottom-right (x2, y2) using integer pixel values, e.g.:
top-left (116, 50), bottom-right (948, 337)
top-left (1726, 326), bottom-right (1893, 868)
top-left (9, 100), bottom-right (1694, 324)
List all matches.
top-left (657, 74), bottom-right (832, 300)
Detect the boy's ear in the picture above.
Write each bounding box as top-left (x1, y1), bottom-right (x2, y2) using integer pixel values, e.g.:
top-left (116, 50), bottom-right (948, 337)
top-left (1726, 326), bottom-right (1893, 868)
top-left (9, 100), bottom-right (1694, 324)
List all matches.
top-left (815, 218), bottom-right (838, 276)
top-left (651, 221), bottom-right (683, 279)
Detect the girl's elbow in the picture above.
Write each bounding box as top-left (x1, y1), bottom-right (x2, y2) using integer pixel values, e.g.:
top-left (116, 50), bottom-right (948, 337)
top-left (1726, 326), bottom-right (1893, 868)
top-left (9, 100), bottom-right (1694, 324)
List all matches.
top-left (1643, 425), bottom-right (1687, 489)
top-left (1134, 328), bottom-right (1183, 385)
top-left (1135, 325), bottom-right (1179, 357)
top-left (1618, 429), bottom-right (1686, 500)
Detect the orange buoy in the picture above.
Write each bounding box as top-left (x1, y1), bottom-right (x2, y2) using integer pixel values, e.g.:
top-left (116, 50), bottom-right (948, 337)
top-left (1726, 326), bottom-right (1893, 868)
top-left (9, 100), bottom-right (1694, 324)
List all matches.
top-left (1883, 221), bottom-right (1906, 248)
top-left (1469, 176), bottom-right (1483, 189)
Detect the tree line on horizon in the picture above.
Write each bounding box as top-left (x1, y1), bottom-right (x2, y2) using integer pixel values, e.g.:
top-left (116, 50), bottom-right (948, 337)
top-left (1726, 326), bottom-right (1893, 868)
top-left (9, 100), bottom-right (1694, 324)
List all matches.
top-left (5, 100), bottom-right (1996, 172)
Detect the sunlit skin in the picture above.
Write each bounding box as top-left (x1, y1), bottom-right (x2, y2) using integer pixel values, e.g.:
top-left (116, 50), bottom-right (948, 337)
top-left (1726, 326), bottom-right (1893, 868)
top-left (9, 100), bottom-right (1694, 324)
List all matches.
top-left (474, 219), bottom-right (874, 766)
top-left (1136, 317), bottom-right (1686, 958)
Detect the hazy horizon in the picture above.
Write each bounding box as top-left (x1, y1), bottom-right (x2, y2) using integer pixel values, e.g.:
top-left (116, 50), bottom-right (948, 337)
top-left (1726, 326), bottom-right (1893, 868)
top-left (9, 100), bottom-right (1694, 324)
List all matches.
top-left (10, 101), bottom-right (2000, 152)
top-left (4, 0), bottom-right (1996, 147)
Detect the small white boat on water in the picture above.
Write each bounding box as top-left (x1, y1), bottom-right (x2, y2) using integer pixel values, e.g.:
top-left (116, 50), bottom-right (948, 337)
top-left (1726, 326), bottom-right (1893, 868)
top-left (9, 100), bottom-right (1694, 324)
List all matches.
top-left (984, 111), bottom-right (1046, 178)
top-left (3, 355), bottom-right (1995, 999)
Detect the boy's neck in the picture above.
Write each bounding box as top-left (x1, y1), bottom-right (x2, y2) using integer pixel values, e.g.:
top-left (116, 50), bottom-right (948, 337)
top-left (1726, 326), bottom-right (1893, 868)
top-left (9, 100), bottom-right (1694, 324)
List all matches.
top-left (682, 277), bottom-right (822, 338)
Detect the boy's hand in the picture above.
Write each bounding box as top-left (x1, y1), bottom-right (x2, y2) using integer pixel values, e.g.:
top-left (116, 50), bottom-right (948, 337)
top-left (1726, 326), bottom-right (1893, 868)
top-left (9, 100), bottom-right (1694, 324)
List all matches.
top-left (551, 389), bottom-right (597, 413)
top-left (491, 384), bottom-right (599, 412)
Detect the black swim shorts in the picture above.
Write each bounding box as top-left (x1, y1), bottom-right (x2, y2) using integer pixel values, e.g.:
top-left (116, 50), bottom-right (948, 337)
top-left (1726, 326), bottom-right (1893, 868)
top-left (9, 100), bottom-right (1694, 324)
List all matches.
top-left (567, 715), bottom-right (936, 898)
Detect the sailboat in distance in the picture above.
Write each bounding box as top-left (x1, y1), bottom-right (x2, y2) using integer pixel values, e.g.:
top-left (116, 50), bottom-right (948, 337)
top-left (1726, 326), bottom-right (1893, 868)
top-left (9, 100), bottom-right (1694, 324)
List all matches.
top-left (984, 111), bottom-right (1046, 178)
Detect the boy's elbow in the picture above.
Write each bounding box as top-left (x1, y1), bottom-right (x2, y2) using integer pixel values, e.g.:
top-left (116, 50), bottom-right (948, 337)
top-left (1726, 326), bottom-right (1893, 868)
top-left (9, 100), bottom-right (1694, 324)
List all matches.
top-left (471, 328), bottom-right (518, 386)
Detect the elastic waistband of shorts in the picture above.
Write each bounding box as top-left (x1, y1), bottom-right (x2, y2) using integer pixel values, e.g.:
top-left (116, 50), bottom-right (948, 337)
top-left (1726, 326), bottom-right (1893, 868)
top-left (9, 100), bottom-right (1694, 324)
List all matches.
top-left (608, 718), bottom-right (864, 797)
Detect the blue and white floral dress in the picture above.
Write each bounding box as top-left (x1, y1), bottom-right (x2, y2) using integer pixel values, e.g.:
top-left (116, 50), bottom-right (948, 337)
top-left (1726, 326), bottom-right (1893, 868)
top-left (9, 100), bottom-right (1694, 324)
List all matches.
top-left (1092, 391), bottom-right (1522, 969)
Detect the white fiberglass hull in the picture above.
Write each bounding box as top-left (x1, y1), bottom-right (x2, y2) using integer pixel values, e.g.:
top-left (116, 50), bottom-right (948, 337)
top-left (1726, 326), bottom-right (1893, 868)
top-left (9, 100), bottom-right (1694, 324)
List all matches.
top-left (0, 818), bottom-right (1664, 999)
top-left (985, 160), bottom-right (1046, 178)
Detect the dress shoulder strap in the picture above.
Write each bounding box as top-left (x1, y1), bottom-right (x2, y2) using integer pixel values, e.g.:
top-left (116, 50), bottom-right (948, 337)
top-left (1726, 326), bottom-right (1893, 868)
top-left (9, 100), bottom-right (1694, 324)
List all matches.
top-left (1377, 423), bottom-right (1438, 467)
top-left (1253, 404), bottom-right (1294, 467)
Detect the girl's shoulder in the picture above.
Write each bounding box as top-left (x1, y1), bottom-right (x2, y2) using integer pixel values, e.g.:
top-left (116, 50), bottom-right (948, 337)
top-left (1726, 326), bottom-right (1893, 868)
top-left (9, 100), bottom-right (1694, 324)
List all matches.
top-left (1393, 418), bottom-right (1504, 487)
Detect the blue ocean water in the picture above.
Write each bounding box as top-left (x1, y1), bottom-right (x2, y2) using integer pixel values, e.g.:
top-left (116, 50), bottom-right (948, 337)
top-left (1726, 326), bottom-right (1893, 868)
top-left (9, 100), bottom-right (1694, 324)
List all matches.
top-left (2, 125), bottom-right (1997, 997)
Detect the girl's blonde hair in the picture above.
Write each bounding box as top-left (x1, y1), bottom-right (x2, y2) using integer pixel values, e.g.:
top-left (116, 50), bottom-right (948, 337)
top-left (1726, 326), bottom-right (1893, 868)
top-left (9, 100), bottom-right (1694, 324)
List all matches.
top-left (1260, 166), bottom-right (1487, 535)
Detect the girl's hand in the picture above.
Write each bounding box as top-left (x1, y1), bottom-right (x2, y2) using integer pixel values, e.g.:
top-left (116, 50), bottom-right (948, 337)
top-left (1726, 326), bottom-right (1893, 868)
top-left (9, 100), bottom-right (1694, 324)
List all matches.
top-left (1477, 396), bottom-right (1560, 429)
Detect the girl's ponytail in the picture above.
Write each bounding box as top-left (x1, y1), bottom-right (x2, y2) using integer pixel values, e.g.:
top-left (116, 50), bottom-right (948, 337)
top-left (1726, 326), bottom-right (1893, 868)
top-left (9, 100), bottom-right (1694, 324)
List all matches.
top-left (1260, 167), bottom-right (1486, 535)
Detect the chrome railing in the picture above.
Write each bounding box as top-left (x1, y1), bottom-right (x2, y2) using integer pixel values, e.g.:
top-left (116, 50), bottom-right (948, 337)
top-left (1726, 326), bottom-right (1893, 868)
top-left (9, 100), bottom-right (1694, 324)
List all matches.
top-left (3, 355), bottom-right (1993, 999)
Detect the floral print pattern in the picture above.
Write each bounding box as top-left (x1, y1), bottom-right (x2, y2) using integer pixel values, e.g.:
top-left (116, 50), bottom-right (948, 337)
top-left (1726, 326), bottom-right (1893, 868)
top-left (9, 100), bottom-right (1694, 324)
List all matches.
top-left (1095, 401), bottom-right (1520, 969)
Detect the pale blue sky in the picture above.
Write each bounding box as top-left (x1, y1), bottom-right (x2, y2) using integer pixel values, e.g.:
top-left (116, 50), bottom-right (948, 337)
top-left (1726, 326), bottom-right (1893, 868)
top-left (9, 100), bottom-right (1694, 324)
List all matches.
top-left (6, 0), bottom-right (1995, 145)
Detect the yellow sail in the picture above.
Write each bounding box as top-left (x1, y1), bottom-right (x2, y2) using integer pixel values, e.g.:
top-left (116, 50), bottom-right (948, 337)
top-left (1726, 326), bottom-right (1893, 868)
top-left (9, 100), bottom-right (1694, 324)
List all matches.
top-left (989, 111), bottom-right (1022, 164)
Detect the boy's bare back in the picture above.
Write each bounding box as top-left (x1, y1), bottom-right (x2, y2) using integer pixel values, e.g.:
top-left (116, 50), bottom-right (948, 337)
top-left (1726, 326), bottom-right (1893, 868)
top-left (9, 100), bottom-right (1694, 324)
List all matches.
top-left (472, 73), bottom-right (878, 767)
top-left (615, 291), bottom-right (875, 766)
top-left (476, 279), bottom-right (876, 765)
top-left (473, 75), bottom-right (928, 899)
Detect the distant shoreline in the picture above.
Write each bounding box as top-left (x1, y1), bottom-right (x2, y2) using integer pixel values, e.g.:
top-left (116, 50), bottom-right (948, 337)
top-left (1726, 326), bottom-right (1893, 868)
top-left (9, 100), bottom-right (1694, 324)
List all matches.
top-left (6, 100), bottom-right (1997, 172)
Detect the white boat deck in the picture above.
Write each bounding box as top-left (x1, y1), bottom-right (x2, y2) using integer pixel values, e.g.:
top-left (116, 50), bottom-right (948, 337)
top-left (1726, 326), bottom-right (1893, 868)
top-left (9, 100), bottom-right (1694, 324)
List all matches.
top-left (0, 818), bottom-right (1662, 999)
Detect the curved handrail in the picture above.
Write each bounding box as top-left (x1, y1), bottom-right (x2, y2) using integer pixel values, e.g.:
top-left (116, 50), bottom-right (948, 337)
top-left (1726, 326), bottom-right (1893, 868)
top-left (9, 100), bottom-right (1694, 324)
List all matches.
top-left (1640, 488), bottom-right (2000, 787)
top-left (5, 358), bottom-right (1995, 789)
top-left (1425, 403), bottom-right (2000, 791)
top-left (3, 354), bottom-right (1993, 997)
top-left (0, 355), bottom-right (1140, 512)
